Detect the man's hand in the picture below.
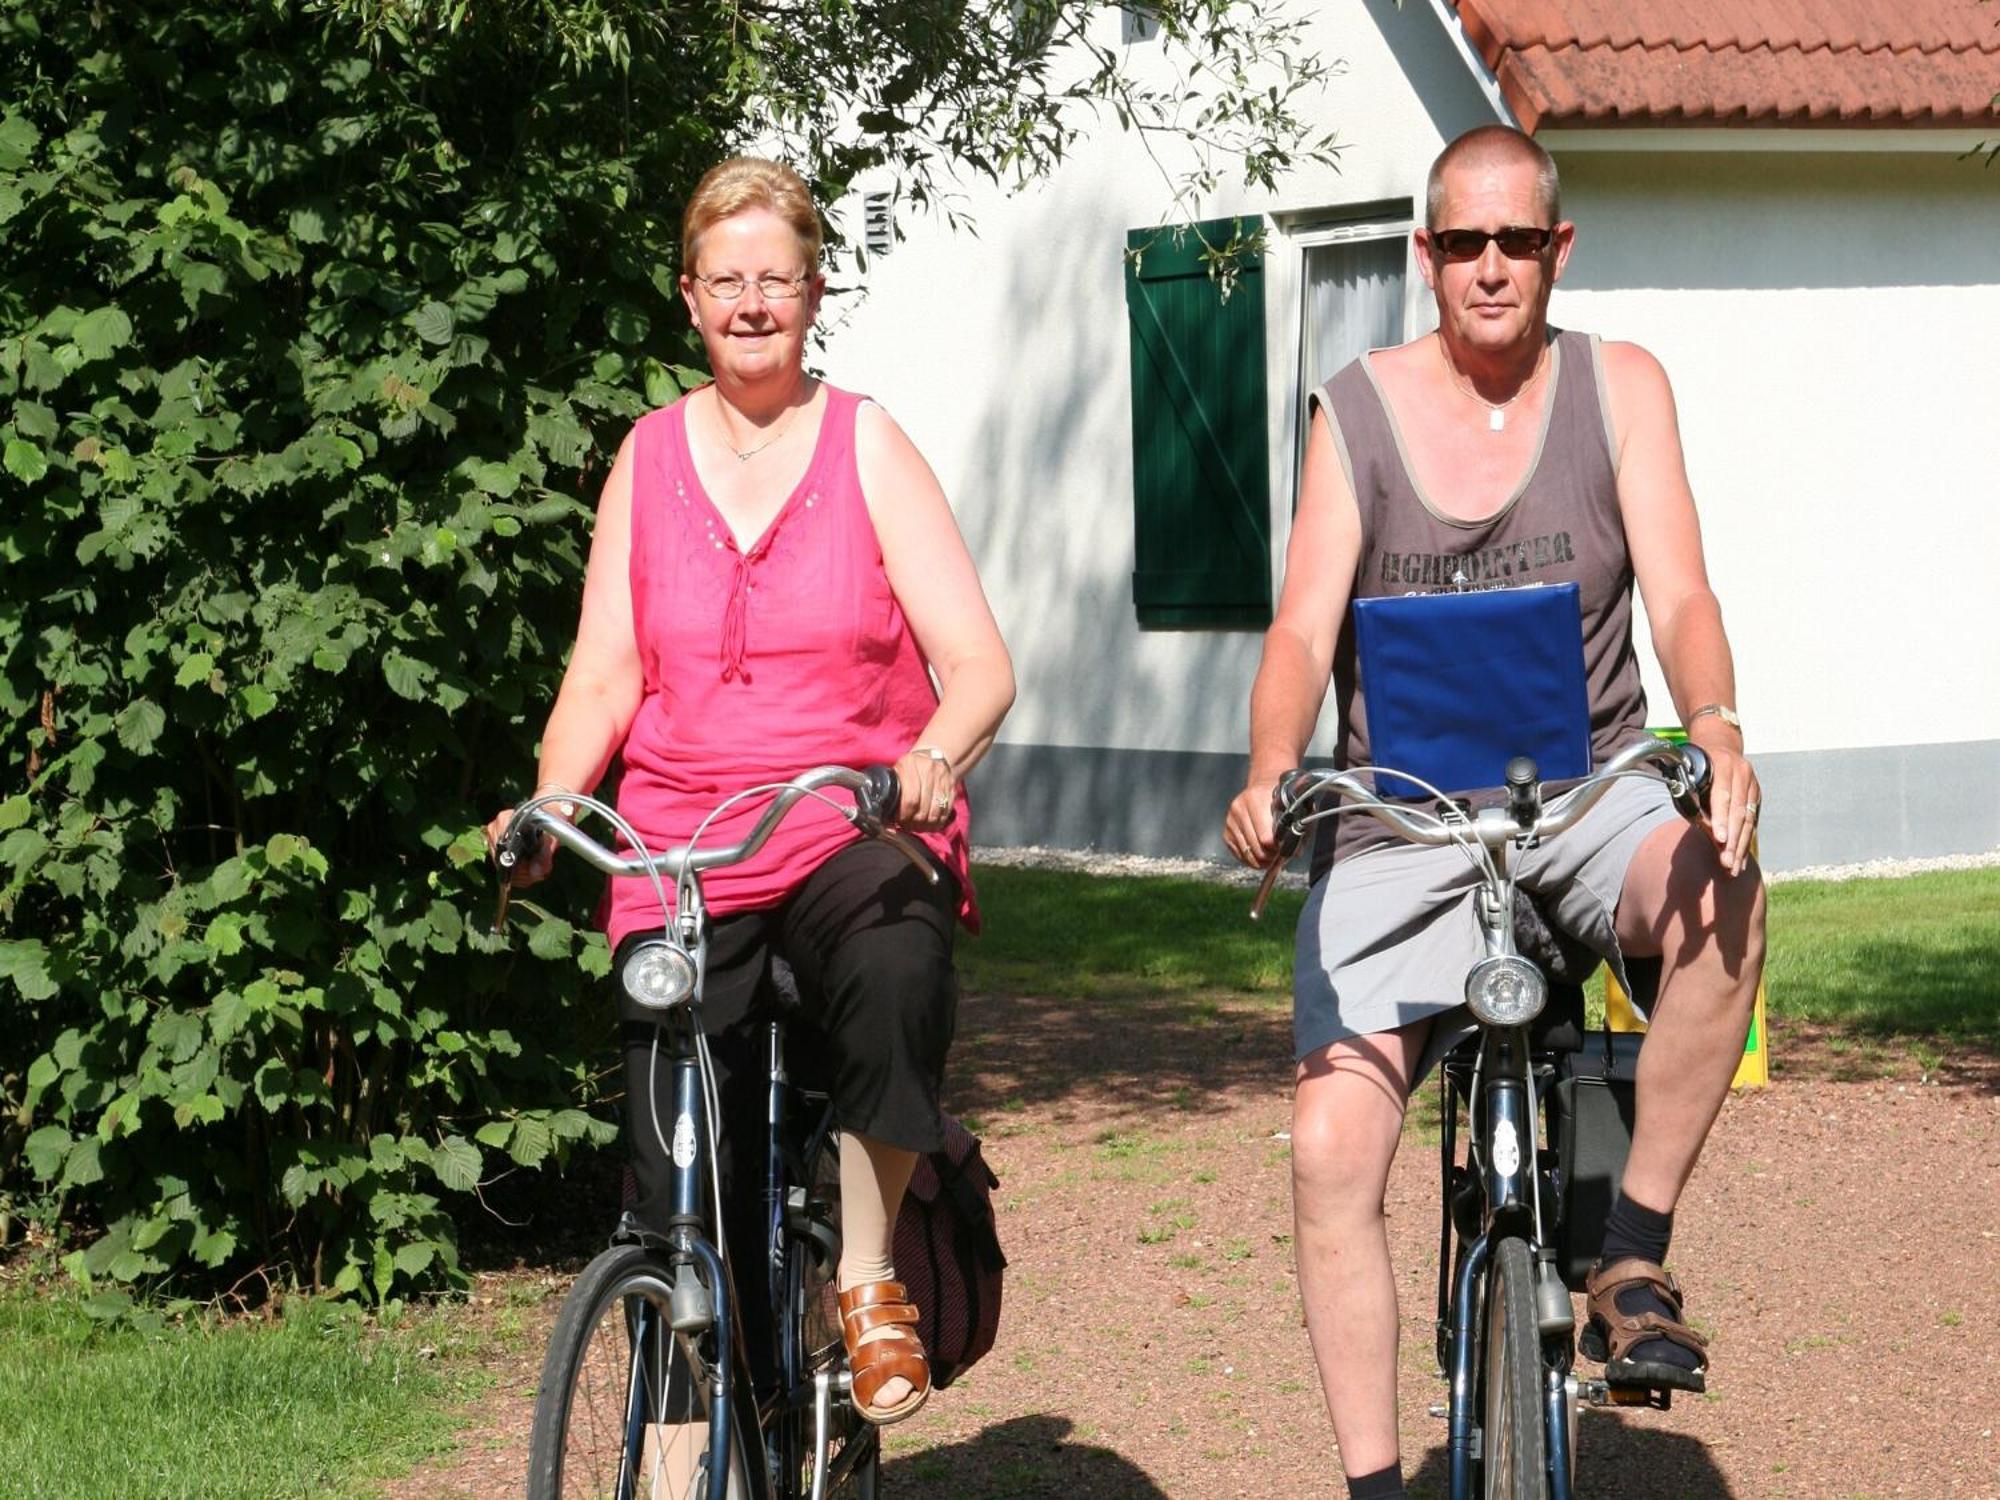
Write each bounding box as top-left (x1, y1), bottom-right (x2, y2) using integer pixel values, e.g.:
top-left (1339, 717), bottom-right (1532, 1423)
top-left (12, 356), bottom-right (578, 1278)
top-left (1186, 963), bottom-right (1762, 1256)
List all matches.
top-left (1688, 724), bottom-right (1759, 877)
top-left (1224, 775), bottom-right (1285, 869)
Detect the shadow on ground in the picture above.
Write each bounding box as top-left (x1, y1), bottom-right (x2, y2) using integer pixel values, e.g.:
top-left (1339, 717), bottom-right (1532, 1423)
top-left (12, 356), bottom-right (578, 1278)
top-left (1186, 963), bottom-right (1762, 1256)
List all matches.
top-left (946, 986), bottom-right (1295, 1122)
top-left (884, 1414), bottom-right (1170, 1499)
top-left (1409, 1415), bottom-right (1736, 1498)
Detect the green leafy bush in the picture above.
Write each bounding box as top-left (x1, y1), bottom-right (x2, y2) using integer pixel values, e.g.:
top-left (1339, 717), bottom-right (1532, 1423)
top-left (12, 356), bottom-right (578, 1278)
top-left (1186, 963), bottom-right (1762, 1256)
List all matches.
top-left (1, 0), bottom-right (1339, 1296)
top-left (0, 2), bottom-right (717, 1296)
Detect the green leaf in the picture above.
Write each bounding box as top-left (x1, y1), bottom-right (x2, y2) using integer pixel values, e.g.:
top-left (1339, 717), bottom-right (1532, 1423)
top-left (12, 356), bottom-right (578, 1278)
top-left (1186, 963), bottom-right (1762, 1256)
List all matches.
top-left (474, 1120), bottom-right (513, 1149)
top-left (0, 111), bottom-right (41, 171)
top-left (72, 306), bottom-right (135, 362)
top-left (393, 1241), bottom-right (436, 1278)
top-left (604, 303), bottom-right (650, 345)
top-left (280, 1162), bottom-right (312, 1207)
top-left (411, 301), bottom-right (455, 345)
top-left (430, 1135), bottom-right (482, 1193)
top-left (62, 1138), bottom-right (105, 1188)
top-left (4, 438), bottom-right (48, 483)
top-left (0, 795), bottom-right (30, 833)
top-left (381, 650), bottom-right (435, 701)
top-left (507, 1115), bottom-right (553, 1168)
top-left (24, 1125), bottom-right (71, 1180)
top-left (239, 683), bottom-right (278, 719)
top-left (192, 1228), bottom-right (238, 1267)
top-left (526, 915), bottom-right (575, 961)
top-left (175, 652), bottom-right (217, 689)
top-left (0, 939), bottom-right (56, 1001)
top-left (114, 698), bottom-right (167, 754)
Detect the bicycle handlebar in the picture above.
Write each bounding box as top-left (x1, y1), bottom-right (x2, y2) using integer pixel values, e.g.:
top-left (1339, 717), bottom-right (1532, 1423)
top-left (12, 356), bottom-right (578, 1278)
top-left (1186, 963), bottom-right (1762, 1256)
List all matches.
top-left (1248, 737), bottom-right (1711, 920)
top-left (496, 764), bottom-right (936, 886)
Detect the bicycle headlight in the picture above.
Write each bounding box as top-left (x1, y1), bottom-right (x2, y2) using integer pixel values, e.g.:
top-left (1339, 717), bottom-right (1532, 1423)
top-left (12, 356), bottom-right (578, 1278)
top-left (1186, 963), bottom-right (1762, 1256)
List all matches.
top-left (1464, 954), bottom-right (1547, 1027)
top-left (622, 939), bottom-right (697, 1011)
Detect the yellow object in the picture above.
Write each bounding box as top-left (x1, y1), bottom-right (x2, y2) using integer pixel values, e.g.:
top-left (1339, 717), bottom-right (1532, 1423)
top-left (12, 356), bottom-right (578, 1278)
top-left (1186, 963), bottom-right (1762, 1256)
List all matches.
top-left (1604, 738), bottom-right (1769, 1086)
top-left (1605, 967), bottom-right (1768, 1089)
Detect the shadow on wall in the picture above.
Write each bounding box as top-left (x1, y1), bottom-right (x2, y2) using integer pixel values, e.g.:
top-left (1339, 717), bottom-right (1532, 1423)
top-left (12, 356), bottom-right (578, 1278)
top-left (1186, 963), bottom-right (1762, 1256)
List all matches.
top-left (952, 190), bottom-right (1268, 850)
top-left (882, 1414), bottom-right (1171, 1499)
top-left (1363, 0), bottom-right (1512, 148)
top-left (1556, 151), bottom-right (2000, 292)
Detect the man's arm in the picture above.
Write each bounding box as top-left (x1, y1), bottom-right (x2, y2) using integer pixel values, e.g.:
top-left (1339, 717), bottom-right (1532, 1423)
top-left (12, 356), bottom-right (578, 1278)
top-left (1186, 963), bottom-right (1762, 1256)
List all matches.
top-left (1603, 340), bottom-right (1761, 876)
top-left (1222, 405), bottom-right (1363, 867)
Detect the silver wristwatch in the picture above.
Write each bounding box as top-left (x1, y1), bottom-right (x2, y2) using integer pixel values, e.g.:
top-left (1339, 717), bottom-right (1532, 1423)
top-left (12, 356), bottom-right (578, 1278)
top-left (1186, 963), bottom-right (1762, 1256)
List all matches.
top-left (1687, 703), bottom-right (1742, 733)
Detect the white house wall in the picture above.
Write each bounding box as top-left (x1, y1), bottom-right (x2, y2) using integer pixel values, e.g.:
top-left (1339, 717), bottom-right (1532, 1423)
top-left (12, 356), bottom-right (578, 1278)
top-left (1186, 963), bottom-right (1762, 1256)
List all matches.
top-left (817, 5), bottom-right (2000, 867)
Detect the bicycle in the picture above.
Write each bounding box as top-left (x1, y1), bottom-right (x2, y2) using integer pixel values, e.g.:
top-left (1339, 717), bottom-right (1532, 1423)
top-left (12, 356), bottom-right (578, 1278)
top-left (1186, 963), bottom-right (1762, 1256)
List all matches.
top-left (495, 764), bottom-right (932, 1500)
top-left (1251, 736), bottom-right (1712, 1500)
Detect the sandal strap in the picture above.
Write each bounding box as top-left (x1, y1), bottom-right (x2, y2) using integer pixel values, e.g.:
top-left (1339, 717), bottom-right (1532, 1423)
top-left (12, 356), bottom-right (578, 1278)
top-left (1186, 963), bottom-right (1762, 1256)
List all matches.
top-left (842, 1299), bottom-right (920, 1338)
top-left (838, 1277), bottom-right (932, 1419)
top-left (1587, 1257), bottom-right (1710, 1364)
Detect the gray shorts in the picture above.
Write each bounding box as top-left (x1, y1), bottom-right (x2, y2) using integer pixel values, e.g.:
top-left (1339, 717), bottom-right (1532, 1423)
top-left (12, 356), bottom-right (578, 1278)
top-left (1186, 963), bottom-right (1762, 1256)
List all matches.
top-left (1293, 776), bottom-right (1682, 1079)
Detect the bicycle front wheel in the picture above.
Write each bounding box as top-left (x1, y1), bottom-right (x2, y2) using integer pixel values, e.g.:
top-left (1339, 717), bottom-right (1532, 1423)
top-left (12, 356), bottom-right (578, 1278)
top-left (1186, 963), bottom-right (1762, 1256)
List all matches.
top-left (1480, 1237), bottom-right (1550, 1500)
top-left (527, 1242), bottom-right (750, 1500)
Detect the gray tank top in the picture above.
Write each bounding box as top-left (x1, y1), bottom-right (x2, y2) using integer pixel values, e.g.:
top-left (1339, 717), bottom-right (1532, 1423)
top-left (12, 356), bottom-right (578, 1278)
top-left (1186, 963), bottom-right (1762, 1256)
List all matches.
top-left (1310, 328), bottom-right (1650, 874)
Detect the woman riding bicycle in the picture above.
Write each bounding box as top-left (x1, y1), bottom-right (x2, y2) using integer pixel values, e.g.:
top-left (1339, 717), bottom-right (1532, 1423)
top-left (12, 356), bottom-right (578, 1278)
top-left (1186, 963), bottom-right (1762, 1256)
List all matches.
top-left (485, 155), bottom-right (1015, 1428)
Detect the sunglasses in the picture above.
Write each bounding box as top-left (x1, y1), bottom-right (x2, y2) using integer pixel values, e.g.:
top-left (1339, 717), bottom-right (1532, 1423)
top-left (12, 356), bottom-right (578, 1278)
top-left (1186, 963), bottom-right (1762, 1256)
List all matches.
top-left (1428, 226), bottom-right (1556, 262)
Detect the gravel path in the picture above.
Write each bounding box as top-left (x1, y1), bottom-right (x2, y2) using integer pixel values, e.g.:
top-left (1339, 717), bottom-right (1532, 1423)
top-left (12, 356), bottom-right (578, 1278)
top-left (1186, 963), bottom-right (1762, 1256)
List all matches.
top-left (387, 996), bottom-right (2000, 1499)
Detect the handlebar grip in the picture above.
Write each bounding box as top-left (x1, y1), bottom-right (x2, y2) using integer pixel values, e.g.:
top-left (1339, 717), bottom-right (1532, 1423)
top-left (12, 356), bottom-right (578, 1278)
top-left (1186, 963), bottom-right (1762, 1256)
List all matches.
top-left (1670, 743), bottom-right (1713, 821)
top-left (494, 813), bottom-right (539, 872)
top-left (857, 764), bottom-right (901, 827)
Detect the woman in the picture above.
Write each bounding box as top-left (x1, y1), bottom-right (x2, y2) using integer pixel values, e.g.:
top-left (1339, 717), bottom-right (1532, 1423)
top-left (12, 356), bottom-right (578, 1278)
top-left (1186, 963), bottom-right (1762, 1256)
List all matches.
top-left (486, 156), bottom-right (1014, 1425)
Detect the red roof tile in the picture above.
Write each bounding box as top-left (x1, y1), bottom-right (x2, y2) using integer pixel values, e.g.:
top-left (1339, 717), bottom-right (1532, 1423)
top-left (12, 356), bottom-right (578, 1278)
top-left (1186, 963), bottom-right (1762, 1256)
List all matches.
top-left (1452, 0), bottom-right (2000, 130)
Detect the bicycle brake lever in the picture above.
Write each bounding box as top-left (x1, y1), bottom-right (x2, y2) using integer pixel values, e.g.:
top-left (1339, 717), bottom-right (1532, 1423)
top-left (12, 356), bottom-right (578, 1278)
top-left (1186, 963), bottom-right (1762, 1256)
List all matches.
top-left (491, 872), bottom-right (515, 935)
top-left (1249, 858), bottom-right (1287, 922)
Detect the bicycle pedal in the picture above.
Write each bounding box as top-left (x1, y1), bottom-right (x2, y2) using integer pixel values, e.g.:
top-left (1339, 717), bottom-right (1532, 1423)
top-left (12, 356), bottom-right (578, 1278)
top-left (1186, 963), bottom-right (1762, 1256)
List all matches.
top-left (1597, 1380), bottom-right (1671, 1411)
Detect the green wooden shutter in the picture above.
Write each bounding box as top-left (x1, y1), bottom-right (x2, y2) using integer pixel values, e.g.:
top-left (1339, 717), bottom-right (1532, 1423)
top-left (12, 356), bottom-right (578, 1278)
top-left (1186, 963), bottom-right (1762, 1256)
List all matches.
top-left (1125, 218), bottom-right (1271, 629)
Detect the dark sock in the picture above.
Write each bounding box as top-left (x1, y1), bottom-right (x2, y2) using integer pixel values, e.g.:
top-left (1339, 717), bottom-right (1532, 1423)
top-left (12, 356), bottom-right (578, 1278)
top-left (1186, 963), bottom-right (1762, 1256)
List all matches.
top-left (1595, 1194), bottom-right (1701, 1373)
top-left (1347, 1463), bottom-right (1406, 1500)
top-left (1599, 1193), bottom-right (1672, 1267)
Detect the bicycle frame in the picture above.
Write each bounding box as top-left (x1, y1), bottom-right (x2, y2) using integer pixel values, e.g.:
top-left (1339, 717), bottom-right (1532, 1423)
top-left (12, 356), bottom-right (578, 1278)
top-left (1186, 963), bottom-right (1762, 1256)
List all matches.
top-left (503, 767), bottom-right (925, 1500)
top-left (1258, 738), bottom-right (1710, 1500)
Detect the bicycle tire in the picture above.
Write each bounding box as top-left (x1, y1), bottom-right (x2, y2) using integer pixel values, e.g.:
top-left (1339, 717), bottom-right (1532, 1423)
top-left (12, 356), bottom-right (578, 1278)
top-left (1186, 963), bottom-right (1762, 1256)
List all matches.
top-left (527, 1242), bottom-right (751, 1500)
top-left (774, 1127), bottom-right (881, 1499)
top-left (1480, 1237), bottom-right (1549, 1500)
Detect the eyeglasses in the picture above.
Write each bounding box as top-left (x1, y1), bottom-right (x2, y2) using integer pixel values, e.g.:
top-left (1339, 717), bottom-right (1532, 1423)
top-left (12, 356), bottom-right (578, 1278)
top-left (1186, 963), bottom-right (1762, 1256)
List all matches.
top-left (692, 272), bottom-right (810, 302)
top-left (1427, 226), bottom-right (1556, 262)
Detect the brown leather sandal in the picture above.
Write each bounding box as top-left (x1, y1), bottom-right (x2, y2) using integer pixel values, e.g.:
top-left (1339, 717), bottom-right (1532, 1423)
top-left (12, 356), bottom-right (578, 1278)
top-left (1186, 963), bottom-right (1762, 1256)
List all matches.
top-left (1581, 1257), bottom-right (1710, 1394)
top-left (838, 1279), bottom-right (931, 1424)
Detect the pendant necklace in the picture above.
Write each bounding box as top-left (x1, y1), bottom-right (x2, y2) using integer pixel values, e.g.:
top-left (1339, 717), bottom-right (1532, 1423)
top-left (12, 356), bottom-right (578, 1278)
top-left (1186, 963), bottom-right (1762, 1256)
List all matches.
top-left (1442, 343), bottom-right (1546, 433)
top-left (716, 387), bottom-right (807, 463)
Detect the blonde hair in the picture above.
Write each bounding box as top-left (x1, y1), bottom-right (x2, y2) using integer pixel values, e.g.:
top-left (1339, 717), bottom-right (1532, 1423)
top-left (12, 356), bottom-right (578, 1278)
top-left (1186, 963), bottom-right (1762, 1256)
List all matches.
top-left (681, 157), bottom-right (823, 272)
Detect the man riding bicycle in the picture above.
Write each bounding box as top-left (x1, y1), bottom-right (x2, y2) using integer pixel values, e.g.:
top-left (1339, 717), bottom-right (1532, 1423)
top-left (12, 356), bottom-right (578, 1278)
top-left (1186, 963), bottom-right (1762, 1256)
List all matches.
top-left (1222, 125), bottom-right (1766, 1500)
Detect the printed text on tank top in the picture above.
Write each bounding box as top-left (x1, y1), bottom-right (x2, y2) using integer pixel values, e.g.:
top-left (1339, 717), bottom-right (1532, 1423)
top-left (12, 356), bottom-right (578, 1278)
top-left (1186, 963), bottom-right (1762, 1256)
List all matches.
top-left (1360, 335), bottom-right (1563, 526)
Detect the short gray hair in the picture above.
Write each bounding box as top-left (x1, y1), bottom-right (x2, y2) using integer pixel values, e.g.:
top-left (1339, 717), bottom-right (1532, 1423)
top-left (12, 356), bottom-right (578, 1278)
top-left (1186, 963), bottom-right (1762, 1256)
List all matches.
top-left (1425, 125), bottom-right (1560, 229)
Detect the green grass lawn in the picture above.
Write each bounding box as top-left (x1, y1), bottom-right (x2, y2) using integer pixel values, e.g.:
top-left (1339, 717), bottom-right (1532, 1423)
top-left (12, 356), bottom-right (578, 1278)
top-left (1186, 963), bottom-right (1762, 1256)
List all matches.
top-left (0, 1291), bottom-right (481, 1500)
top-left (962, 863), bottom-right (2000, 1045)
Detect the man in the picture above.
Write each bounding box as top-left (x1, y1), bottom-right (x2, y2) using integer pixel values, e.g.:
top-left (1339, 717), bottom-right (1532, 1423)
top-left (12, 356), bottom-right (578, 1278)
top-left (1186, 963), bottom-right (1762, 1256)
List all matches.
top-left (1222, 125), bottom-right (1765, 1500)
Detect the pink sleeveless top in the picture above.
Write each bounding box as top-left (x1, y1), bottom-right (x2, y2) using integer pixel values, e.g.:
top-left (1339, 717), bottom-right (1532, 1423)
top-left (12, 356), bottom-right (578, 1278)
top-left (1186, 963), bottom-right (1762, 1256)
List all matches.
top-left (605, 384), bottom-right (976, 949)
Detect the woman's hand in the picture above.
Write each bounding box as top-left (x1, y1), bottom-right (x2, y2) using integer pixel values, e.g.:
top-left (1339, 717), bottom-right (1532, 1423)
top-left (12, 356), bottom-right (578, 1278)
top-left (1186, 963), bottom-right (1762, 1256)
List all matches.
top-left (892, 747), bottom-right (957, 833)
top-left (483, 805), bottom-right (559, 887)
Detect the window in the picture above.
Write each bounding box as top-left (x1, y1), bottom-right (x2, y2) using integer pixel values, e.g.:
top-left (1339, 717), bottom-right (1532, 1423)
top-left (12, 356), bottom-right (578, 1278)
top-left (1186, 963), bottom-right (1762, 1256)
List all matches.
top-left (1294, 212), bottom-right (1411, 465)
top-left (1124, 217), bottom-right (1271, 629)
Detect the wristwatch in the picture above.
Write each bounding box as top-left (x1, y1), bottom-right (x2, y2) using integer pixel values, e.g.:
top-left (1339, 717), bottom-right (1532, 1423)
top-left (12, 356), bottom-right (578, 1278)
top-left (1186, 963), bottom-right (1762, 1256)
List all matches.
top-left (912, 745), bottom-right (954, 770)
top-left (1686, 704), bottom-right (1742, 733)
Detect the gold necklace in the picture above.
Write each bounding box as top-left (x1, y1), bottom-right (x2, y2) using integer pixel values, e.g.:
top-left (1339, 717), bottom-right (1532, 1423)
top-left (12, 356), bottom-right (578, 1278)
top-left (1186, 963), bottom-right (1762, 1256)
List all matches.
top-left (715, 387), bottom-right (809, 463)
top-left (1440, 341), bottom-right (1546, 433)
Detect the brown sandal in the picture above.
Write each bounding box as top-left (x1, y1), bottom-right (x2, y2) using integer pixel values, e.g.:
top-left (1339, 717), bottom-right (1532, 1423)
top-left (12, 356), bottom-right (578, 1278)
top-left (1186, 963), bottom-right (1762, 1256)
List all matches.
top-left (1581, 1257), bottom-right (1710, 1393)
top-left (838, 1279), bottom-right (932, 1424)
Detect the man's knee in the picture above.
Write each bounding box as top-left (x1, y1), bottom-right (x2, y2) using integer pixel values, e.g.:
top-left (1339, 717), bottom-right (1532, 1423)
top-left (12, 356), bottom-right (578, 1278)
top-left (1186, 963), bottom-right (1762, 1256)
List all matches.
top-left (1290, 1073), bottom-right (1406, 1218)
